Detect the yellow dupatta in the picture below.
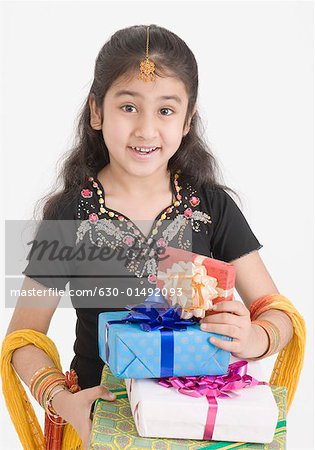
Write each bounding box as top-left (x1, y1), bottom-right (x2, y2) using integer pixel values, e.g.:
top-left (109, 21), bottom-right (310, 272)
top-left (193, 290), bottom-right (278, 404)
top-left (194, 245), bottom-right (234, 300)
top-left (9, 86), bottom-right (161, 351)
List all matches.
top-left (249, 294), bottom-right (306, 410)
top-left (0, 329), bottom-right (82, 450)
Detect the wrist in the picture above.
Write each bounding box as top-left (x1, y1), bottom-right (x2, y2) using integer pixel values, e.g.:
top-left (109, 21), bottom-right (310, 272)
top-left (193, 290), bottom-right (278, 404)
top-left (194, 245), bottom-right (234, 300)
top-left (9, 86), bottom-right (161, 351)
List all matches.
top-left (249, 322), bottom-right (270, 358)
top-left (234, 323), bottom-right (269, 359)
top-left (51, 388), bottom-right (73, 417)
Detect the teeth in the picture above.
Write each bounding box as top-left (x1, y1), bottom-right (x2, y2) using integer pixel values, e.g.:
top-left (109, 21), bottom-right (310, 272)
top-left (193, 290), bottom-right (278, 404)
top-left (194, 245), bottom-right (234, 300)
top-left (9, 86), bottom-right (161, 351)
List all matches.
top-left (132, 146), bottom-right (158, 153)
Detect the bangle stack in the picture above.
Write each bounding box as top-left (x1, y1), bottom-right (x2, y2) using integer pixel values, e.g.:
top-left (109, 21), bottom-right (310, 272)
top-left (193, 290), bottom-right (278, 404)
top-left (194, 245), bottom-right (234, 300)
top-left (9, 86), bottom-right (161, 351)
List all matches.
top-left (29, 366), bottom-right (68, 424)
top-left (251, 319), bottom-right (282, 359)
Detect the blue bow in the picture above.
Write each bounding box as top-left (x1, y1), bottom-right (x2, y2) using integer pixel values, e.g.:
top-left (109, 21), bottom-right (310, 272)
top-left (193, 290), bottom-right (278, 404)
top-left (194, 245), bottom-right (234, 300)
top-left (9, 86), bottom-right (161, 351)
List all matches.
top-left (109, 292), bottom-right (198, 331)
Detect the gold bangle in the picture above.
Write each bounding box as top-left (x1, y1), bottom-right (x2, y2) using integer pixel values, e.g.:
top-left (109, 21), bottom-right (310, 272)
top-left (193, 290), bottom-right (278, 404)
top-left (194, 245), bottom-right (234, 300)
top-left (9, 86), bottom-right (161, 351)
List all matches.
top-left (29, 366), bottom-right (55, 388)
top-left (249, 319), bottom-right (281, 360)
top-left (45, 385), bottom-right (67, 417)
top-left (44, 385), bottom-right (68, 425)
top-left (30, 368), bottom-right (66, 408)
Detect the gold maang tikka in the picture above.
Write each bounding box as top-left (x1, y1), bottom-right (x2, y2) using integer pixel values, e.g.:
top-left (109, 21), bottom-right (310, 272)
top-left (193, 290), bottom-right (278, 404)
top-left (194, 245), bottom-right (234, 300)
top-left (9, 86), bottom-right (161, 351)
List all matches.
top-left (138, 26), bottom-right (156, 82)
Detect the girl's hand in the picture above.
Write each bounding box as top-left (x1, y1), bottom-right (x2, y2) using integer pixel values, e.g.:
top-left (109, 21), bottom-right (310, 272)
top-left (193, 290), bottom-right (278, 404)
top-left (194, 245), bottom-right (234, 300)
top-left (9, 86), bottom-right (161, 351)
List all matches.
top-left (199, 300), bottom-right (254, 358)
top-left (52, 384), bottom-right (116, 450)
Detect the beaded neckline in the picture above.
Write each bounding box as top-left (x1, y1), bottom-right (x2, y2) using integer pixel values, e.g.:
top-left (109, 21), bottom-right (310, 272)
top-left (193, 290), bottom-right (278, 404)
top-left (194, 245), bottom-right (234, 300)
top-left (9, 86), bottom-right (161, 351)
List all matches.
top-left (83, 171), bottom-right (183, 243)
top-left (78, 172), bottom-right (204, 284)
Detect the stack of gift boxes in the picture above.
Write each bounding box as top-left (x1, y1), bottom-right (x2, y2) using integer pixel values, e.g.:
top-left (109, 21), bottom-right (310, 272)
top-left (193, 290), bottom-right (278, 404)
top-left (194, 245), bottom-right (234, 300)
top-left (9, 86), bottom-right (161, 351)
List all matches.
top-left (97, 247), bottom-right (285, 447)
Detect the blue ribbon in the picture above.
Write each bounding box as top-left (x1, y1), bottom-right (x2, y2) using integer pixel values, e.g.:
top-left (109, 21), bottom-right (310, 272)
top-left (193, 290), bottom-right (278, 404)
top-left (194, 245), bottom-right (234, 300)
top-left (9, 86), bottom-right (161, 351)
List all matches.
top-left (106, 292), bottom-right (197, 376)
top-left (160, 330), bottom-right (175, 377)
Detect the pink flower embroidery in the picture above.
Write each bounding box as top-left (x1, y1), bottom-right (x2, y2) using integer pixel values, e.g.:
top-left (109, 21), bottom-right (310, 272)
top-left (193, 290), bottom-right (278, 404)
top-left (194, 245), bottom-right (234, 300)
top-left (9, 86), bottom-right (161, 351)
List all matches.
top-left (189, 196), bottom-right (200, 207)
top-left (184, 208), bottom-right (193, 218)
top-left (81, 189), bottom-right (92, 198)
top-left (123, 235), bottom-right (135, 247)
top-left (148, 273), bottom-right (157, 284)
top-left (88, 213), bottom-right (99, 222)
top-left (156, 238), bottom-right (167, 248)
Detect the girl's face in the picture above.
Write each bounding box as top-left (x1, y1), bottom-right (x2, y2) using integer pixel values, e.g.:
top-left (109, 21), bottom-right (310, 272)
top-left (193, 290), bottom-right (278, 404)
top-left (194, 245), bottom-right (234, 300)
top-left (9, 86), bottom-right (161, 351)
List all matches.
top-left (89, 72), bottom-right (195, 178)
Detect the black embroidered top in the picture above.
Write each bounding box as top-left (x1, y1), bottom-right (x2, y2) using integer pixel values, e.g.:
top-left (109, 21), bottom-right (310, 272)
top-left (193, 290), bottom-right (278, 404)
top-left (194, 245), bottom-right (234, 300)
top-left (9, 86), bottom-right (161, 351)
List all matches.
top-left (23, 172), bottom-right (262, 389)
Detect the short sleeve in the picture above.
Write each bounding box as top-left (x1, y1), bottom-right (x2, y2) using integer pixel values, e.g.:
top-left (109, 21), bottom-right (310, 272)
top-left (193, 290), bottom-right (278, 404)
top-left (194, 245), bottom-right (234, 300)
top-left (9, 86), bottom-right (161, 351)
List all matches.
top-left (22, 197), bottom-right (78, 291)
top-left (209, 188), bottom-right (263, 262)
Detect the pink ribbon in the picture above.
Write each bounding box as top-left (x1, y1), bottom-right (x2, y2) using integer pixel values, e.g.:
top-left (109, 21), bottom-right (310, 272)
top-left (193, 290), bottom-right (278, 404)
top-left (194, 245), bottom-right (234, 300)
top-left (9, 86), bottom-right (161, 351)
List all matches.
top-left (158, 360), bottom-right (267, 440)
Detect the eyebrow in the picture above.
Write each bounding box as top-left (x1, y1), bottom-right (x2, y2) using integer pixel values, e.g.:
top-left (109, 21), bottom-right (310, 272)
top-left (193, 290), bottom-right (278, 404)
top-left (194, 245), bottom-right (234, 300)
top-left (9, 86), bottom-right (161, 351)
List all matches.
top-left (113, 90), bottom-right (182, 105)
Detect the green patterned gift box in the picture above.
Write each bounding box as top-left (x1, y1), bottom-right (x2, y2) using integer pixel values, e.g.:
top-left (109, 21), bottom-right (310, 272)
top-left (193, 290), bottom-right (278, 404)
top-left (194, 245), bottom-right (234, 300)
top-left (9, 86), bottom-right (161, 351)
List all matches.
top-left (89, 365), bottom-right (286, 450)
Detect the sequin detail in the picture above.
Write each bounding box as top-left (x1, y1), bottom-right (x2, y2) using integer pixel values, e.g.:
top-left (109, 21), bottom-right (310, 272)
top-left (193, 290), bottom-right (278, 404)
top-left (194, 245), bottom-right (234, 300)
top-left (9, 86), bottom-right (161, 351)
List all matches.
top-left (76, 173), bottom-right (212, 284)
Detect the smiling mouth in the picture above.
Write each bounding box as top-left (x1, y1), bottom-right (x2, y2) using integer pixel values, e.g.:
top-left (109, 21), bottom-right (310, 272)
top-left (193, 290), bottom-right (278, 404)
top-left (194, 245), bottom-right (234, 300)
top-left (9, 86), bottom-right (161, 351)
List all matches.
top-left (128, 146), bottom-right (161, 155)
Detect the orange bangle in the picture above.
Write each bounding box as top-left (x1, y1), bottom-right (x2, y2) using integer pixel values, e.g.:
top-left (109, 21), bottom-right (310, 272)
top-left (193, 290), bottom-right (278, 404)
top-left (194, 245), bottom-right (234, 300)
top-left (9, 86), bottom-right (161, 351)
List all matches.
top-left (29, 366), bottom-right (66, 409)
top-left (32, 373), bottom-right (64, 403)
top-left (30, 367), bottom-right (62, 390)
top-left (29, 366), bottom-right (54, 390)
top-left (249, 319), bottom-right (281, 360)
top-left (39, 376), bottom-right (66, 407)
top-left (44, 385), bottom-right (68, 420)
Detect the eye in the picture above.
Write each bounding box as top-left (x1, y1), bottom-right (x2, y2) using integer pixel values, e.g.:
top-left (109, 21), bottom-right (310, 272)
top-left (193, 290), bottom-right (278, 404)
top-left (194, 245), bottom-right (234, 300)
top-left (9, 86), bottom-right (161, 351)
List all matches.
top-left (160, 108), bottom-right (174, 116)
top-left (121, 104), bottom-right (136, 113)
top-left (120, 105), bottom-right (174, 116)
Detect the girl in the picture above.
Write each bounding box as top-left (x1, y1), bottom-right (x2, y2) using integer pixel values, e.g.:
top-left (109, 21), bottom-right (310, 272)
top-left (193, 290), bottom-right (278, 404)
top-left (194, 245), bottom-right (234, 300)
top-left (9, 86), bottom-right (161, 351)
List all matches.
top-left (1, 24), bottom-right (305, 450)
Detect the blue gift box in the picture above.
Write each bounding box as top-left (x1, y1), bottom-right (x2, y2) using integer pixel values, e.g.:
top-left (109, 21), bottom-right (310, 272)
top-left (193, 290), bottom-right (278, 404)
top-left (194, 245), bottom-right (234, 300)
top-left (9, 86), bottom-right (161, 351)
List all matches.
top-left (98, 295), bottom-right (231, 379)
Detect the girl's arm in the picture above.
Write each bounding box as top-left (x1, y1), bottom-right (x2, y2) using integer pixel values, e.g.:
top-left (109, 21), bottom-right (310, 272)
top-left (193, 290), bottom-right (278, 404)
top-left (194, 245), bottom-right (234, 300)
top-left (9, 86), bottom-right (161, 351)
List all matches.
top-left (6, 276), bottom-right (115, 450)
top-left (7, 276), bottom-right (62, 384)
top-left (232, 249), bottom-right (293, 354)
top-left (200, 250), bottom-right (294, 359)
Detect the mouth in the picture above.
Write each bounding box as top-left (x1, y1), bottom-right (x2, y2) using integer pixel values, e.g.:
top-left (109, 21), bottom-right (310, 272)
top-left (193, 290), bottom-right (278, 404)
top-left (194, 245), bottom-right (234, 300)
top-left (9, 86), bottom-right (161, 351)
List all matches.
top-left (128, 146), bottom-right (161, 158)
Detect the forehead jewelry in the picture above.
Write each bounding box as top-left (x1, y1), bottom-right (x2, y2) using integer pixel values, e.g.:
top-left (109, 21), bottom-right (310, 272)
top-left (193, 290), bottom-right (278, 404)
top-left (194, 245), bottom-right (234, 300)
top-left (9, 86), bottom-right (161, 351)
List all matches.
top-left (138, 26), bottom-right (156, 82)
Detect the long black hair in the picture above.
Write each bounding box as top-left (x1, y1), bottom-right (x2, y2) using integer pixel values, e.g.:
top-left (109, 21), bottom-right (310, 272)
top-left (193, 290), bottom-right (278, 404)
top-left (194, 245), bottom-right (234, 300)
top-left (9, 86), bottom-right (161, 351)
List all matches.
top-left (35, 24), bottom-right (240, 220)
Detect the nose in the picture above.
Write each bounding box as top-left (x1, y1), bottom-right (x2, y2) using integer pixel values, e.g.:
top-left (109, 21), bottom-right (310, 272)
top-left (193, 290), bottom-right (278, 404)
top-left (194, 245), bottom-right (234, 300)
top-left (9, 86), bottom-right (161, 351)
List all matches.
top-left (134, 112), bottom-right (159, 142)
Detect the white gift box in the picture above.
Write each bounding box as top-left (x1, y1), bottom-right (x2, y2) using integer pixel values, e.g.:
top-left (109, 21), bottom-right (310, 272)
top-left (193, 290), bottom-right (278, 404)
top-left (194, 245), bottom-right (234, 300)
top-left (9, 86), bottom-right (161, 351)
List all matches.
top-left (125, 358), bottom-right (279, 444)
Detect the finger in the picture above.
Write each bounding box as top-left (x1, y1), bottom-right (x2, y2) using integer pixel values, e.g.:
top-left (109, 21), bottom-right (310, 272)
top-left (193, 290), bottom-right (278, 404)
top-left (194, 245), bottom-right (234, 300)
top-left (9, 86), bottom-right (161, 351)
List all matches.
top-left (99, 385), bottom-right (116, 401)
top-left (200, 323), bottom-right (240, 339)
top-left (204, 301), bottom-right (249, 318)
top-left (200, 312), bottom-right (243, 327)
top-left (84, 385), bottom-right (116, 403)
top-left (209, 335), bottom-right (242, 353)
